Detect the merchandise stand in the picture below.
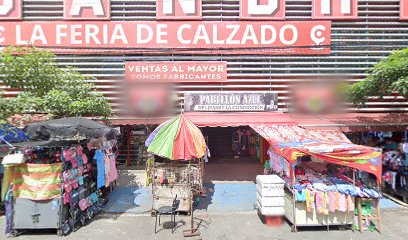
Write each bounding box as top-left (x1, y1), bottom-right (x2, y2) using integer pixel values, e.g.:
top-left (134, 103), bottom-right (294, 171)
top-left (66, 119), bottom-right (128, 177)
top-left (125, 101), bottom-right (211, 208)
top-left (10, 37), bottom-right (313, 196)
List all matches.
top-left (150, 158), bottom-right (204, 215)
top-left (271, 156), bottom-right (381, 232)
top-left (3, 140), bottom-right (118, 237)
top-left (285, 176), bottom-right (354, 232)
top-left (250, 125), bottom-right (383, 233)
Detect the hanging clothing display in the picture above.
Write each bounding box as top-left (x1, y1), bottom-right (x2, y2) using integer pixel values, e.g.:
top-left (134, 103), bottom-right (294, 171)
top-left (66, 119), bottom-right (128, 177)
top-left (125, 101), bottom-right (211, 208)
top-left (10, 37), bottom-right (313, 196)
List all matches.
top-left (93, 149), bottom-right (106, 189)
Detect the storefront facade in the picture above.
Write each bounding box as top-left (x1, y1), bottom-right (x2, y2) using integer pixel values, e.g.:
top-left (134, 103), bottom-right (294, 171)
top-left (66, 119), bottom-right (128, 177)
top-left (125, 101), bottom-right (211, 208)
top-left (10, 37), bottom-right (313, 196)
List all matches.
top-left (1, 0), bottom-right (408, 165)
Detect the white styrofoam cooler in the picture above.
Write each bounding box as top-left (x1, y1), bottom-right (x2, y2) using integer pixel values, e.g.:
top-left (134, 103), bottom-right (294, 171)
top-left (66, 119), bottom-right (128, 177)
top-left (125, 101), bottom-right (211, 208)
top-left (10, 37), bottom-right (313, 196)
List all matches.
top-left (256, 185), bottom-right (284, 197)
top-left (257, 202), bottom-right (285, 216)
top-left (256, 175), bottom-right (285, 185)
top-left (256, 175), bottom-right (285, 216)
top-left (256, 175), bottom-right (285, 197)
top-left (256, 193), bottom-right (285, 207)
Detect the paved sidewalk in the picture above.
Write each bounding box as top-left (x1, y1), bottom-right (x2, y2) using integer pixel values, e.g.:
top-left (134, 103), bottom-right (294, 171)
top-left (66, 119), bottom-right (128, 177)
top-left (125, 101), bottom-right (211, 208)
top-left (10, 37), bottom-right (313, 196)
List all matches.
top-left (1, 209), bottom-right (407, 240)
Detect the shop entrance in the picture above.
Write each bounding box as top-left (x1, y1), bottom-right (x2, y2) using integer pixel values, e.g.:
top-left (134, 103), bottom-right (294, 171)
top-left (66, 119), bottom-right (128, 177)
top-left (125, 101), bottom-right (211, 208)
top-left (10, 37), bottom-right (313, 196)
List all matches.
top-left (201, 126), bottom-right (266, 183)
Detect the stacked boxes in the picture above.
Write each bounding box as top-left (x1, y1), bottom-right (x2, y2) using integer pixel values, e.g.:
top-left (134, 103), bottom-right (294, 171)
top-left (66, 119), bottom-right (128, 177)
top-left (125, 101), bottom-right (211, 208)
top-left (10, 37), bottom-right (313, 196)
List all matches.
top-left (256, 175), bottom-right (285, 216)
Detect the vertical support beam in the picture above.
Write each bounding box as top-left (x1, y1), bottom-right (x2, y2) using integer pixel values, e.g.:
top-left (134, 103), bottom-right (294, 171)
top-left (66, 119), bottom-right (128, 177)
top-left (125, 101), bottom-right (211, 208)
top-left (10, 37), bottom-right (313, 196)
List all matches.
top-left (291, 160), bottom-right (297, 232)
top-left (126, 125), bottom-right (131, 167)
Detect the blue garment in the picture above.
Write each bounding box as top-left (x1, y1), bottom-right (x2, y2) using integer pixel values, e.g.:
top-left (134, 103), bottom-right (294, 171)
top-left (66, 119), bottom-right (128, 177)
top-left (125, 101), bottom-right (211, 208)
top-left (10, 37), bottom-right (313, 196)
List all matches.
top-left (312, 182), bottom-right (328, 192)
top-left (5, 186), bottom-right (13, 234)
top-left (295, 189), bottom-right (306, 202)
top-left (93, 149), bottom-right (105, 189)
top-left (294, 185), bottom-right (304, 192)
top-left (362, 188), bottom-right (381, 198)
top-left (336, 184), bottom-right (358, 196)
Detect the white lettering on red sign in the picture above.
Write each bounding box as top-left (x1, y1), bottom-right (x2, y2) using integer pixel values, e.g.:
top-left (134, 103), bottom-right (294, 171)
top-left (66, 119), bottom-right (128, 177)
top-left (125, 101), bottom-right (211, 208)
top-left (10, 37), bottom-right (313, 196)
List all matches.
top-left (156, 0), bottom-right (202, 20)
top-left (312, 0), bottom-right (357, 19)
top-left (240, 0), bottom-right (285, 19)
top-left (125, 62), bottom-right (228, 83)
top-left (0, 21), bottom-right (331, 55)
top-left (0, 0), bottom-right (22, 20)
top-left (401, 0), bottom-right (408, 20)
top-left (64, 0), bottom-right (110, 20)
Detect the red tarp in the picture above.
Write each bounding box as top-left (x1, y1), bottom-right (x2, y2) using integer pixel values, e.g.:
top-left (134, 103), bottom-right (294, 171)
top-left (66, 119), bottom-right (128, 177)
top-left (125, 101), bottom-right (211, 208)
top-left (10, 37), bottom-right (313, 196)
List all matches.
top-left (184, 112), bottom-right (297, 127)
top-left (250, 125), bottom-right (383, 182)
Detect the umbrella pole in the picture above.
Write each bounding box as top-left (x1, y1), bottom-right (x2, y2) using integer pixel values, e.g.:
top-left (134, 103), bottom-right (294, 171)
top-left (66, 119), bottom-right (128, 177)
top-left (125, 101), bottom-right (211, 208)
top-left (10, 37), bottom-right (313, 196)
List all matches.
top-left (183, 162), bottom-right (201, 239)
top-left (183, 189), bottom-right (201, 238)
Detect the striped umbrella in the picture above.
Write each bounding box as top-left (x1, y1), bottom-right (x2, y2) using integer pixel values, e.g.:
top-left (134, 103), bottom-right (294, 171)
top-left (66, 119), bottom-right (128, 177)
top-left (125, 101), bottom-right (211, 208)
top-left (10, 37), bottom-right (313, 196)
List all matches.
top-left (146, 114), bottom-right (206, 160)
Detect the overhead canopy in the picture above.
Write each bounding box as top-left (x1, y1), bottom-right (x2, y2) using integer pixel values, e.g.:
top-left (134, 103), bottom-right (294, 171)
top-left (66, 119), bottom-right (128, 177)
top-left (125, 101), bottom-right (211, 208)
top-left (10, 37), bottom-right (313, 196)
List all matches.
top-left (24, 117), bottom-right (119, 141)
top-left (184, 112), bottom-right (297, 127)
top-left (250, 125), bottom-right (383, 181)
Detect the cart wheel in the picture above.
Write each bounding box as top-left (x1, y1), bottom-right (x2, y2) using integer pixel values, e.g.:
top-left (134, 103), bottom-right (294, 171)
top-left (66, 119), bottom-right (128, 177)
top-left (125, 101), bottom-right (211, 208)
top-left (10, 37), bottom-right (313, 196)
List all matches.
top-left (291, 226), bottom-right (297, 233)
top-left (57, 229), bottom-right (64, 236)
top-left (151, 211), bottom-right (157, 217)
top-left (11, 230), bottom-right (19, 237)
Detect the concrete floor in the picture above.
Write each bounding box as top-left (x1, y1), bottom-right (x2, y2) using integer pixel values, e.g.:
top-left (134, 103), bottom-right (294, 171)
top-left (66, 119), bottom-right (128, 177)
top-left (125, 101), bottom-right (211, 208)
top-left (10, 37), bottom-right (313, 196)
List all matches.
top-left (2, 209), bottom-right (408, 240)
top-left (204, 156), bottom-right (263, 183)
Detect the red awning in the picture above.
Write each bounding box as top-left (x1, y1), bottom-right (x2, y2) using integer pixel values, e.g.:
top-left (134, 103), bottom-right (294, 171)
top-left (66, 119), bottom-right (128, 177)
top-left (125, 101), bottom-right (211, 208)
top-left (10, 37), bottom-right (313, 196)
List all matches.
top-left (294, 113), bottom-right (408, 132)
top-left (111, 112), bottom-right (408, 132)
top-left (184, 112), bottom-right (297, 127)
top-left (250, 125), bottom-right (383, 181)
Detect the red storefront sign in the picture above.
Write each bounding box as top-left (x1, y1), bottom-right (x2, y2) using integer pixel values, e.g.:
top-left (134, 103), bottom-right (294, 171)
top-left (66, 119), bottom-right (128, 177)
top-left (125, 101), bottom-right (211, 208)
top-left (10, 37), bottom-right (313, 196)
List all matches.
top-left (312, 0), bottom-right (358, 20)
top-left (0, 0), bottom-right (22, 20)
top-left (240, 0), bottom-right (286, 20)
top-left (401, 0), bottom-right (408, 20)
top-left (63, 0), bottom-right (111, 20)
top-left (0, 21), bottom-right (331, 55)
top-left (125, 62), bottom-right (227, 82)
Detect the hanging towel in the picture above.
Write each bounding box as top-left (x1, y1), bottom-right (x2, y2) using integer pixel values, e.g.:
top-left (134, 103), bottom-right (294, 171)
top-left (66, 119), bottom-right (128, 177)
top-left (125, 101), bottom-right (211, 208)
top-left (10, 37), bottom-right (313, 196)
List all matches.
top-left (12, 163), bottom-right (62, 200)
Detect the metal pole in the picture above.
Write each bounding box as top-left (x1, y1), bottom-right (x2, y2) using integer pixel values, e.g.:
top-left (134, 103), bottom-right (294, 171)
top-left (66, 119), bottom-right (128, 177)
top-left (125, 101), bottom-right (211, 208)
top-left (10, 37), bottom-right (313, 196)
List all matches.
top-left (126, 125), bottom-right (131, 167)
top-left (291, 161), bottom-right (297, 232)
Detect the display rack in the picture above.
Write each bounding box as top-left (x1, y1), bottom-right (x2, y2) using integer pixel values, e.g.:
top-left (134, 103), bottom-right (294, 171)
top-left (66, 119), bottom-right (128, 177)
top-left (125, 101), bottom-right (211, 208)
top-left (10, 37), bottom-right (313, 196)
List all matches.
top-left (150, 159), bottom-right (203, 215)
top-left (116, 127), bottom-right (149, 166)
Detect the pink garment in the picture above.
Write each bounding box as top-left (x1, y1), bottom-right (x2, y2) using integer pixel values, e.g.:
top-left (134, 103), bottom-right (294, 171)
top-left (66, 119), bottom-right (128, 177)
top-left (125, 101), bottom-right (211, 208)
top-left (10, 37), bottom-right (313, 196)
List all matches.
top-left (72, 178), bottom-right (79, 189)
top-left (82, 154), bottom-right (88, 164)
top-left (71, 158), bottom-right (78, 168)
top-left (76, 146), bottom-right (83, 155)
top-left (63, 149), bottom-right (75, 162)
top-left (315, 191), bottom-right (323, 210)
top-left (63, 192), bottom-right (70, 204)
top-left (338, 193), bottom-right (347, 212)
top-left (79, 199), bottom-right (88, 211)
top-left (328, 191), bottom-right (336, 212)
top-left (105, 154), bottom-right (118, 185)
top-left (346, 195), bottom-right (355, 212)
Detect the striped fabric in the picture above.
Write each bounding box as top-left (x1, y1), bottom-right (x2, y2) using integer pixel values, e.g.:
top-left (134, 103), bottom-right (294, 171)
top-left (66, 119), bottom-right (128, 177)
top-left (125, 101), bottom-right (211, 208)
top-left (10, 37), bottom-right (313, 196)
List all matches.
top-left (12, 163), bottom-right (63, 200)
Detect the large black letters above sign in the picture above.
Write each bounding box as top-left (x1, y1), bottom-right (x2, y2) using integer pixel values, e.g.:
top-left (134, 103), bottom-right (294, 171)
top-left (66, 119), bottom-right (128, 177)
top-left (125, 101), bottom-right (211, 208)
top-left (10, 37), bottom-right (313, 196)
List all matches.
top-left (184, 91), bottom-right (278, 112)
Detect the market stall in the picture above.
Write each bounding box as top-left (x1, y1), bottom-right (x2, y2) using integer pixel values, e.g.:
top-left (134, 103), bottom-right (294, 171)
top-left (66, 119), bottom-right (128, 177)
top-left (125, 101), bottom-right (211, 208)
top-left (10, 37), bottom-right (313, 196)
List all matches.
top-left (145, 114), bottom-right (206, 237)
top-left (1, 118), bottom-right (119, 237)
top-left (0, 124), bottom-right (30, 215)
top-left (382, 150), bottom-right (408, 202)
top-left (146, 114), bottom-right (206, 213)
top-left (251, 125), bottom-right (383, 232)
